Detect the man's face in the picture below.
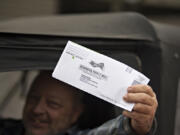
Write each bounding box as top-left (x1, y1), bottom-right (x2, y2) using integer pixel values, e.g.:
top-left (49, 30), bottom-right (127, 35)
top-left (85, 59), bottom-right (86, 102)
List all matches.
top-left (23, 73), bottom-right (83, 135)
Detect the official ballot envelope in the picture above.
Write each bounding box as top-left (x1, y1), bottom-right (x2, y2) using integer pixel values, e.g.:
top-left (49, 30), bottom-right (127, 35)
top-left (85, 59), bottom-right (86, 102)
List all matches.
top-left (52, 41), bottom-right (150, 111)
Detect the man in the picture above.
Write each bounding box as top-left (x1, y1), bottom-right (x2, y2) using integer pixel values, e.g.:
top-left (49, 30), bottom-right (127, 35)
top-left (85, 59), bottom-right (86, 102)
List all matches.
top-left (0, 71), bottom-right (158, 135)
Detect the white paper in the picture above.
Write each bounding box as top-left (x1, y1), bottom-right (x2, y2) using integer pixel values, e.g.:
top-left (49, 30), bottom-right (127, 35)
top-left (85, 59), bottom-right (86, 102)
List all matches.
top-left (52, 41), bottom-right (150, 111)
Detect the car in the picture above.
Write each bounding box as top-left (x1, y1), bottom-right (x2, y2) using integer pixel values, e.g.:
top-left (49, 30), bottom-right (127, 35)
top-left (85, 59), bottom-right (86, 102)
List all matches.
top-left (0, 12), bottom-right (179, 135)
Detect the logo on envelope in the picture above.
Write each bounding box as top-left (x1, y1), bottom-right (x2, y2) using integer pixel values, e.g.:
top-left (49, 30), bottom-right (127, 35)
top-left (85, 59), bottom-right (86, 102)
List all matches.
top-left (89, 60), bottom-right (104, 71)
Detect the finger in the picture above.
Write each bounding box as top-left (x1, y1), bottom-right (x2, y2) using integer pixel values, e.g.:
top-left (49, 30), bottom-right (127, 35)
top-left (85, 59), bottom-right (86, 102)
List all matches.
top-left (124, 93), bottom-right (154, 106)
top-left (133, 103), bottom-right (152, 114)
top-left (127, 85), bottom-right (155, 97)
top-left (122, 110), bottom-right (149, 122)
top-left (152, 96), bottom-right (158, 109)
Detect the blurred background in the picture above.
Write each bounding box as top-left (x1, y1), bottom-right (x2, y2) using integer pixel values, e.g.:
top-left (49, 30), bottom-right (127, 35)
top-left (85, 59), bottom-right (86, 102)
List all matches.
top-left (0, 0), bottom-right (180, 26)
top-left (0, 0), bottom-right (180, 135)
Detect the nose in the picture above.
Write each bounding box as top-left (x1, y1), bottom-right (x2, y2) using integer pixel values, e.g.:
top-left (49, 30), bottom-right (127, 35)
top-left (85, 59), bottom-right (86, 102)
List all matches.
top-left (33, 98), bottom-right (46, 114)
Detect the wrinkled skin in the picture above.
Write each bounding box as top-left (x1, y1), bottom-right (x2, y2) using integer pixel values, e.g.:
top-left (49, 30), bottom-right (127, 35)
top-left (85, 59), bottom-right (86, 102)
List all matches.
top-left (123, 84), bottom-right (158, 135)
top-left (23, 73), bottom-right (83, 135)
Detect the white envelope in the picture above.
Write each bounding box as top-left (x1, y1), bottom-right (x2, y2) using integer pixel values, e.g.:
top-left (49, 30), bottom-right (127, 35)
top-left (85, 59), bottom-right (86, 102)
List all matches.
top-left (52, 41), bottom-right (150, 111)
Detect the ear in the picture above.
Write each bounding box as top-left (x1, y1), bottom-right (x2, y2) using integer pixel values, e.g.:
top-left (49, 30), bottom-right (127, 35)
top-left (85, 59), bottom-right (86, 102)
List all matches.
top-left (71, 104), bottom-right (84, 124)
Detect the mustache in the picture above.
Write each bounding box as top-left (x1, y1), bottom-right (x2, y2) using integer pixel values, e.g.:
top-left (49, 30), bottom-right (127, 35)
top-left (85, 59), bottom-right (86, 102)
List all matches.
top-left (28, 114), bottom-right (50, 123)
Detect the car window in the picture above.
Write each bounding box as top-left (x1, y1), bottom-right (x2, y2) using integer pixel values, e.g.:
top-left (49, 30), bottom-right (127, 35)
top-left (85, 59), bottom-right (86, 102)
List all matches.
top-left (0, 71), bottom-right (38, 119)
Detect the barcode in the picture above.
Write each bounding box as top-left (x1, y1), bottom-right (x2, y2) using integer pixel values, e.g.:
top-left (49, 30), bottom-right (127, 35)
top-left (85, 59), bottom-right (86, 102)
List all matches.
top-left (131, 80), bottom-right (141, 85)
top-left (125, 66), bottom-right (133, 74)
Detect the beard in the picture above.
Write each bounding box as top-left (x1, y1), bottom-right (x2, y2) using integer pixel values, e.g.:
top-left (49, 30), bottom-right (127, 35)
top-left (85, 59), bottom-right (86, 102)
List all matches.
top-left (24, 124), bottom-right (59, 135)
top-left (23, 119), bottom-right (67, 135)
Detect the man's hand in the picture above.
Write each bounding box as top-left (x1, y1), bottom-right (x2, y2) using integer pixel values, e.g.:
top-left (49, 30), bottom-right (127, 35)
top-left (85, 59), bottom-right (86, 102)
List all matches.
top-left (123, 85), bottom-right (158, 135)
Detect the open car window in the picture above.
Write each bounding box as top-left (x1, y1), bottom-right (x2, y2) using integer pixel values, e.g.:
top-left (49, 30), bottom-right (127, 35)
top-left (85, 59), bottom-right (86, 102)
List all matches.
top-left (0, 71), bottom-right (38, 119)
